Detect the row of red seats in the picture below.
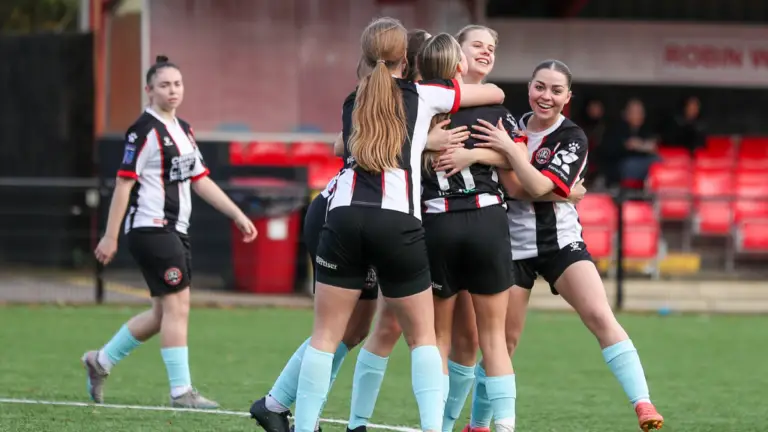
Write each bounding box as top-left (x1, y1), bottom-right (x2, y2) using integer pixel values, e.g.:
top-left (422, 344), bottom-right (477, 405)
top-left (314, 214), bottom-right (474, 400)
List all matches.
top-left (577, 196), bottom-right (662, 262)
top-left (648, 136), bottom-right (768, 252)
top-left (229, 141), bottom-right (342, 189)
top-left (659, 136), bottom-right (768, 171)
top-left (648, 167), bottom-right (768, 226)
top-left (577, 192), bottom-right (768, 263)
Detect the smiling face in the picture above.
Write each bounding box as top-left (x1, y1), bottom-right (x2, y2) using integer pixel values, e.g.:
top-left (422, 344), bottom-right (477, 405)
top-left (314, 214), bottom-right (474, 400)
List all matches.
top-left (458, 28), bottom-right (496, 83)
top-left (528, 67), bottom-right (572, 123)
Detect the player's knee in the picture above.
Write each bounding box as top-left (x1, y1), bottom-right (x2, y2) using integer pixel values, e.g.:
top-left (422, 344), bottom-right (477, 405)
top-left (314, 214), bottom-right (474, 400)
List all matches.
top-left (160, 287), bottom-right (190, 320)
top-left (377, 316), bottom-right (403, 347)
top-left (578, 305), bottom-right (621, 340)
top-left (505, 327), bottom-right (523, 357)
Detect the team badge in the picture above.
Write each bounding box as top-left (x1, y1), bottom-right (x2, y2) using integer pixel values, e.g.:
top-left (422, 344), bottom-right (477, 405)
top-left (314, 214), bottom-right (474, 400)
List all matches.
top-left (535, 147), bottom-right (552, 165)
top-left (164, 267), bottom-right (183, 286)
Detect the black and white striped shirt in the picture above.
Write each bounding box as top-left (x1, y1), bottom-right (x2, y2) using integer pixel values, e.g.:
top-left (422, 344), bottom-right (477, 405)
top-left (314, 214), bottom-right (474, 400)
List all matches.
top-left (320, 90), bottom-right (357, 199)
top-left (507, 113), bottom-right (589, 259)
top-left (422, 105), bottom-right (515, 213)
top-left (330, 78), bottom-right (460, 220)
top-left (118, 108), bottom-right (209, 235)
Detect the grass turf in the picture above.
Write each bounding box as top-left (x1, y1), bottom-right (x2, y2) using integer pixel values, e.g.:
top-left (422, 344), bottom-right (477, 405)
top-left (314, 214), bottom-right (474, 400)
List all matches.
top-left (0, 305), bottom-right (765, 431)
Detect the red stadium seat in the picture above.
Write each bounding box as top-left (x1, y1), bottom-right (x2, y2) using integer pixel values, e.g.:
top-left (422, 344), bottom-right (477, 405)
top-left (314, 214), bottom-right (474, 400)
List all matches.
top-left (704, 136), bottom-right (736, 156)
top-left (692, 169), bottom-right (733, 236)
top-left (736, 220), bottom-right (768, 253)
top-left (657, 147), bottom-right (691, 168)
top-left (308, 158), bottom-right (344, 190)
top-left (739, 136), bottom-right (768, 159)
top-left (646, 164), bottom-right (692, 220)
top-left (290, 141), bottom-right (335, 165)
top-left (621, 201), bottom-right (660, 259)
top-left (229, 141), bottom-right (246, 165)
top-left (736, 157), bottom-right (768, 171)
top-left (623, 225), bottom-right (660, 259)
top-left (733, 180), bottom-right (768, 223)
top-left (581, 226), bottom-right (612, 259)
top-left (576, 193), bottom-right (616, 228)
top-left (243, 141), bottom-right (291, 165)
top-left (694, 150), bottom-right (735, 170)
top-left (622, 200), bottom-right (656, 225)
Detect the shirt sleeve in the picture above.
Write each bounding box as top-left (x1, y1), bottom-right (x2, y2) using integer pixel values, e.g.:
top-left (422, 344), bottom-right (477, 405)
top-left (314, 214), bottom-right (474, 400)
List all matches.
top-left (541, 131), bottom-right (589, 198)
top-left (416, 78), bottom-right (461, 115)
top-left (500, 110), bottom-right (525, 141)
top-left (189, 128), bottom-right (210, 182)
top-left (117, 127), bottom-right (157, 179)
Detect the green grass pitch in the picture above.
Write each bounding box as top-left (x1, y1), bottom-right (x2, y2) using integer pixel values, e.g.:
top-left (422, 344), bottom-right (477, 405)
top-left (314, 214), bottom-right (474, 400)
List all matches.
top-left (0, 306), bottom-right (766, 431)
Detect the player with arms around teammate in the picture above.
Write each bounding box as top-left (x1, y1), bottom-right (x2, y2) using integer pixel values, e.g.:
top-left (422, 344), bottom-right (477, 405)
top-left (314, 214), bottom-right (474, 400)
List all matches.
top-left (469, 59), bottom-right (664, 431)
top-left (342, 26), bottom-right (509, 432)
top-left (419, 32), bottom-right (518, 432)
top-left (84, 55), bottom-right (257, 409)
top-left (293, 17), bottom-right (504, 432)
top-left (249, 29), bottom-right (436, 432)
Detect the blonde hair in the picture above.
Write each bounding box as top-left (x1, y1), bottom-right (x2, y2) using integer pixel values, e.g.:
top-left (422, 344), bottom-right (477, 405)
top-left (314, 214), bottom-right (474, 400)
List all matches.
top-left (349, 17), bottom-right (408, 173)
top-left (416, 33), bottom-right (463, 171)
top-left (455, 24), bottom-right (499, 46)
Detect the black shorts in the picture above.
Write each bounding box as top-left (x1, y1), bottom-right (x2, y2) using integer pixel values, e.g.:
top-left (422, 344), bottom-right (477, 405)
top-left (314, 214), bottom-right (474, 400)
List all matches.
top-left (304, 194), bottom-right (378, 300)
top-left (315, 206), bottom-right (430, 299)
top-left (513, 241), bottom-right (593, 295)
top-left (424, 205), bottom-right (513, 299)
top-left (127, 228), bottom-right (192, 297)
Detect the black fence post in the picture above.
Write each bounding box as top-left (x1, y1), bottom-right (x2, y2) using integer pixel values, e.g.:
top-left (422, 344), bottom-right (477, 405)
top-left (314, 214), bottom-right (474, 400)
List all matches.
top-left (615, 188), bottom-right (625, 311)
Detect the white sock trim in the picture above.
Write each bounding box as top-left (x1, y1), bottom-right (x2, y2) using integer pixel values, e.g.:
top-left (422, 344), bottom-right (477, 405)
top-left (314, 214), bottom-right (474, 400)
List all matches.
top-left (265, 394), bottom-right (289, 413)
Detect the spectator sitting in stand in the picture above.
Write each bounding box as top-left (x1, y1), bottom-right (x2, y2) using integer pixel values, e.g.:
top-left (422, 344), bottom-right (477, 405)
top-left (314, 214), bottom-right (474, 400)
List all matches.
top-left (661, 95), bottom-right (706, 154)
top-left (602, 98), bottom-right (658, 189)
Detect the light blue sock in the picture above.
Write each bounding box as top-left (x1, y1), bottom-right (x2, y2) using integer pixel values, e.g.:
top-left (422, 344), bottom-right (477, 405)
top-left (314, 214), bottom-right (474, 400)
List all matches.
top-left (602, 339), bottom-right (651, 405)
top-left (160, 347), bottom-right (191, 394)
top-left (269, 338), bottom-right (310, 408)
top-left (331, 343), bottom-right (350, 384)
top-left (315, 342), bottom-right (351, 422)
top-left (411, 345), bottom-right (444, 432)
top-left (470, 363), bottom-right (493, 428)
top-left (295, 346), bottom-right (334, 432)
top-left (444, 360), bottom-right (476, 432)
top-left (101, 325), bottom-right (141, 366)
top-left (349, 348), bottom-right (389, 429)
top-left (442, 374), bottom-right (450, 404)
top-left (484, 374), bottom-right (516, 424)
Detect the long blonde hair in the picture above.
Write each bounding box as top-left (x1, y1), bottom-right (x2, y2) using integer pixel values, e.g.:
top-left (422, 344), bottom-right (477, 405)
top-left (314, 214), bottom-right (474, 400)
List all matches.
top-left (349, 18), bottom-right (408, 173)
top-left (417, 33), bottom-right (463, 171)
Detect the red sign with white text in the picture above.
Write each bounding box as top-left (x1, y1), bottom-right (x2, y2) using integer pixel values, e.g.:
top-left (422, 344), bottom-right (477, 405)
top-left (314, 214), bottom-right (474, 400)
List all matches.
top-left (660, 39), bottom-right (768, 85)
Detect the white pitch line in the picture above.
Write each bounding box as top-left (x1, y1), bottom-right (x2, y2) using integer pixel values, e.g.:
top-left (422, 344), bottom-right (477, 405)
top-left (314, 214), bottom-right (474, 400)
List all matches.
top-left (0, 397), bottom-right (421, 432)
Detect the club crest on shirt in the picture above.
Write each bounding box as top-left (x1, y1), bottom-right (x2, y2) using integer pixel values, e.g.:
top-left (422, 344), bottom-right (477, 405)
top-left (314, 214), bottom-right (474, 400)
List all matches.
top-left (534, 147), bottom-right (552, 165)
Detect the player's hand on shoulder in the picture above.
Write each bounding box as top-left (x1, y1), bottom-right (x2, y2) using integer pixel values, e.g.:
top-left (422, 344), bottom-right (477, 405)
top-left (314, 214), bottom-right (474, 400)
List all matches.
top-left (472, 118), bottom-right (524, 158)
top-left (94, 236), bottom-right (118, 265)
top-left (235, 214), bottom-right (258, 243)
top-left (427, 119), bottom-right (468, 151)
